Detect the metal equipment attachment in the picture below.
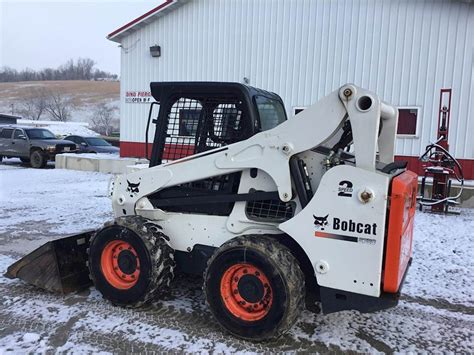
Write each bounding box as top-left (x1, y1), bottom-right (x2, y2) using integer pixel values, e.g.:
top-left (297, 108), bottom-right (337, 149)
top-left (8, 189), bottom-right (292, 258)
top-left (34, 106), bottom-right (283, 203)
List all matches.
top-left (417, 89), bottom-right (464, 214)
top-left (4, 232), bottom-right (93, 294)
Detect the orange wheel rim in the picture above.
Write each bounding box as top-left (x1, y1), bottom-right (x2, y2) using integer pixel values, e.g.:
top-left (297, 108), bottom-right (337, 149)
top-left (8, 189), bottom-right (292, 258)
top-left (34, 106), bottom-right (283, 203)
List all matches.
top-left (101, 240), bottom-right (140, 289)
top-left (220, 263), bottom-right (273, 322)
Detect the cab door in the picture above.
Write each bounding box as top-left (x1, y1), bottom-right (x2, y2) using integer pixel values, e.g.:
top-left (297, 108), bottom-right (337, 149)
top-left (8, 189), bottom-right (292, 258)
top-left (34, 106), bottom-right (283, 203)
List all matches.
top-left (13, 129), bottom-right (29, 157)
top-left (0, 128), bottom-right (14, 155)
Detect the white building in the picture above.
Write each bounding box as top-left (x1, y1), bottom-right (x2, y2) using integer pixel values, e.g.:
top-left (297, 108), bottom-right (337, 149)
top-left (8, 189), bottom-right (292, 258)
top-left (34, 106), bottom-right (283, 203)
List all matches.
top-left (108, 0), bottom-right (474, 178)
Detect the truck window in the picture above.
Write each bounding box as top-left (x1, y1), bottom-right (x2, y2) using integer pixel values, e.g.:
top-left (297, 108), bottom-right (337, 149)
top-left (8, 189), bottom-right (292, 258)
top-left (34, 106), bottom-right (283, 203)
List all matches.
top-left (0, 129), bottom-right (14, 139)
top-left (25, 129), bottom-right (56, 139)
top-left (13, 129), bottom-right (24, 139)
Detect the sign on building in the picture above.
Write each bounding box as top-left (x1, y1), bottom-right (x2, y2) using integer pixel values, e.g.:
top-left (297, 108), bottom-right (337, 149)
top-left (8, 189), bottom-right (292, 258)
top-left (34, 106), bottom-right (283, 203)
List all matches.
top-left (125, 91), bottom-right (154, 104)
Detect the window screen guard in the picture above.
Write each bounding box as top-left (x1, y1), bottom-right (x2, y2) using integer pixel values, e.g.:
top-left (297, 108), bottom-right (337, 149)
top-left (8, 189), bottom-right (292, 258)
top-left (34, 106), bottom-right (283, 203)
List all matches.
top-left (160, 97), bottom-right (245, 162)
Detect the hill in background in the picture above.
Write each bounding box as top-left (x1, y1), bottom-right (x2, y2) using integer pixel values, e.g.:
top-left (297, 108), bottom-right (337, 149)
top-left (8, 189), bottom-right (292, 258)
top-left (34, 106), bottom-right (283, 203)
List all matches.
top-left (0, 80), bottom-right (120, 131)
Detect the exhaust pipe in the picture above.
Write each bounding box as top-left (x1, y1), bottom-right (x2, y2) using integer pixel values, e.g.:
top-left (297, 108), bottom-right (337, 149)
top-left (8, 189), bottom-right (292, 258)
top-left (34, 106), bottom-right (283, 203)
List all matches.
top-left (5, 231), bottom-right (94, 294)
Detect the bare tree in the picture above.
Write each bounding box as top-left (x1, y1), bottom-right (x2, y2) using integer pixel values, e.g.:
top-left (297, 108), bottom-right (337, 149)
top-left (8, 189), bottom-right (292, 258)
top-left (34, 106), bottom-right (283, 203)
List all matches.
top-left (45, 91), bottom-right (74, 122)
top-left (0, 58), bottom-right (117, 82)
top-left (77, 58), bottom-right (95, 80)
top-left (91, 103), bottom-right (117, 136)
top-left (18, 88), bottom-right (48, 120)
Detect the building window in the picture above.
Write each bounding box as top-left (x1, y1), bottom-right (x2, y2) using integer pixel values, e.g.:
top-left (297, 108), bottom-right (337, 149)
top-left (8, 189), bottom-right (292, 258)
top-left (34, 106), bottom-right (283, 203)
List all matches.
top-left (397, 107), bottom-right (419, 136)
top-left (293, 107), bottom-right (307, 116)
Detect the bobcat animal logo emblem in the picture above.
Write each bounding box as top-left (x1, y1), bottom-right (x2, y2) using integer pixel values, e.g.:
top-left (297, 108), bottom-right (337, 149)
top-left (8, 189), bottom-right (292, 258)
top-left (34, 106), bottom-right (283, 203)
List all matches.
top-left (127, 180), bottom-right (140, 197)
top-left (313, 214), bottom-right (329, 230)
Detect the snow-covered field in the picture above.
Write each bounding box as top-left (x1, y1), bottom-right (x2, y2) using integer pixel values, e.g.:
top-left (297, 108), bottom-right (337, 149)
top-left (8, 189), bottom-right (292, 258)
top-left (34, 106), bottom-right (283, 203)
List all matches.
top-left (16, 120), bottom-right (99, 138)
top-left (0, 159), bottom-right (472, 352)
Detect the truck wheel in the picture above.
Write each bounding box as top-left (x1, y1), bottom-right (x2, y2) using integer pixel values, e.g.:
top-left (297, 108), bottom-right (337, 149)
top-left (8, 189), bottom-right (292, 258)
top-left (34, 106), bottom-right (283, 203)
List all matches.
top-left (88, 216), bottom-right (175, 308)
top-left (204, 235), bottom-right (305, 340)
top-left (30, 150), bottom-right (47, 168)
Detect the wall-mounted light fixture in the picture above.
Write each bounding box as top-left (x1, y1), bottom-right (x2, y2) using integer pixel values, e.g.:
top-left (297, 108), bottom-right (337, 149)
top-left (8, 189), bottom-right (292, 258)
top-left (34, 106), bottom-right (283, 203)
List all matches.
top-left (150, 45), bottom-right (161, 58)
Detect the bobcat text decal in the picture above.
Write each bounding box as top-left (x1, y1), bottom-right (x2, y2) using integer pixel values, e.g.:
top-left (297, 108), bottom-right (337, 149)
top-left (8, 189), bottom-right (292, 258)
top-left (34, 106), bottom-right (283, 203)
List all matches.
top-left (313, 215), bottom-right (377, 245)
top-left (333, 218), bottom-right (377, 235)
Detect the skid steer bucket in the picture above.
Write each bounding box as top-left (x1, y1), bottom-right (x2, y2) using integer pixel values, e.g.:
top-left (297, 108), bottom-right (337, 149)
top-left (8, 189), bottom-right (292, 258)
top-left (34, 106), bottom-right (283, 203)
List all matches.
top-left (4, 232), bottom-right (94, 294)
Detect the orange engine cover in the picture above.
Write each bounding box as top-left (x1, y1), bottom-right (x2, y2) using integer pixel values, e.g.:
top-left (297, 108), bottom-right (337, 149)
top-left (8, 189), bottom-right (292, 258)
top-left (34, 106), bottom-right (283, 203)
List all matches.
top-left (384, 171), bottom-right (418, 293)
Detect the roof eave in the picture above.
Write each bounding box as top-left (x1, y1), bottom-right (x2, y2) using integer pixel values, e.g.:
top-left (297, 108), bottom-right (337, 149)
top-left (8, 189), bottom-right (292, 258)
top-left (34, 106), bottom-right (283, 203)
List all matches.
top-left (107, 0), bottom-right (186, 43)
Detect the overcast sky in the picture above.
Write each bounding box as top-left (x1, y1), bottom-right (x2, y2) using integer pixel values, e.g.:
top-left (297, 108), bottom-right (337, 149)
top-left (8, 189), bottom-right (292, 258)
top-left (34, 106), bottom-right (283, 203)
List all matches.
top-left (0, 0), bottom-right (158, 74)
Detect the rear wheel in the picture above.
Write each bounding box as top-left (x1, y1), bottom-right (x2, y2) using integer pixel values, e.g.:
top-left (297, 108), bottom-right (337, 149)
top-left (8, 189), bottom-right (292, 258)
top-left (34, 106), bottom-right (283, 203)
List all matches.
top-left (204, 235), bottom-right (305, 340)
top-left (30, 150), bottom-right (47, 168)
top-left (88, 216), bottom-right (175, 307)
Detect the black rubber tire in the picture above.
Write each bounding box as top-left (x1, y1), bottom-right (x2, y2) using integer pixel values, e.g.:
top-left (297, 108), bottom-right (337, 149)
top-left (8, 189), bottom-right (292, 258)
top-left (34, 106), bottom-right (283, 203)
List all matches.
top-left (30, 150), bottom-right (47, 168)
top-left (20, 157), bottom-right (30, 163)
top-left (204, 235), bottom-right (305, 341)
top-left (88, 215), bottom-right (175, 308)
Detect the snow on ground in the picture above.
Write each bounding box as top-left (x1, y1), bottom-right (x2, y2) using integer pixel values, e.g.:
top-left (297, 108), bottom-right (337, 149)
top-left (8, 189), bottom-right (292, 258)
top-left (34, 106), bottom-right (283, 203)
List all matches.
top-left (0, 162), bottom-right (472, 352)
top-left (17, 119), bottom-right (99, 138)
top-left (38, 123), bottom-right (98, 138)
top-left (0, 159), bottom-right (111, 236)
top-left (405, 210), bottom-right (474, 306)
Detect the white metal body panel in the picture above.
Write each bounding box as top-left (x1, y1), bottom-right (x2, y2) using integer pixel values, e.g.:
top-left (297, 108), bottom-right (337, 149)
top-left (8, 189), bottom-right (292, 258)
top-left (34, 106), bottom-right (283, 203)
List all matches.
top-left (280, 165), bottom-right (389, 297)
top-left (118, 0), bottom-right (474, 160)
top-left (135, 171), bottom-right (284, 253)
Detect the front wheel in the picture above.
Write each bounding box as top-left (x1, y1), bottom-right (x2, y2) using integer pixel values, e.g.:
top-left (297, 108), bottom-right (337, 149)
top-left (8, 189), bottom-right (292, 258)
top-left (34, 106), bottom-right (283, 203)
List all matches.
top-left (88, 216), bottom-right (175, 308)
top-left (30, 150), bottom-right (47, 168)
top-left (204, 235), bottom-right (305, 340)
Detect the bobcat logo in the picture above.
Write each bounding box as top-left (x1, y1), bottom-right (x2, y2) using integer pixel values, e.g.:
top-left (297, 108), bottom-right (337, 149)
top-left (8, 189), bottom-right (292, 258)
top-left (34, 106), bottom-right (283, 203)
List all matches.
top-left (127, 180), bottom-right (140, 197)
top-left (313, 214), bottom-right (329, 230)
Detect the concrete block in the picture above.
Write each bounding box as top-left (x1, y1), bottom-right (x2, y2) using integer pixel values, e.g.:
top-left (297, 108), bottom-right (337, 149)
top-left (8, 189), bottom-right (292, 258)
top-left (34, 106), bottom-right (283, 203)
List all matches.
top-left (56, 153), bottom-right (149, 175)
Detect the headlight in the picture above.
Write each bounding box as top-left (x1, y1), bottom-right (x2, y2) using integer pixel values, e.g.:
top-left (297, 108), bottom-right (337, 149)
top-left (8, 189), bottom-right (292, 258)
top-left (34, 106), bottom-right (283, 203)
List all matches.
top-left (46, 145), bottom-right (56, 152)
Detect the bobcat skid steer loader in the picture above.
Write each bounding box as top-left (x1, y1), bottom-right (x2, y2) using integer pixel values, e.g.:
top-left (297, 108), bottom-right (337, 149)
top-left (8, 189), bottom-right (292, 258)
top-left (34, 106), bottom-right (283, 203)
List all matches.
top-left (6, 82), bottom-right (417, 340)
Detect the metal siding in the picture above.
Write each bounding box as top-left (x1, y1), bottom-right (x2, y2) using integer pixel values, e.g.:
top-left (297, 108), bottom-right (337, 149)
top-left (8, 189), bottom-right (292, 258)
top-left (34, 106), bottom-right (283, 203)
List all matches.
top-left (119, 0), bottom-right (474, 159)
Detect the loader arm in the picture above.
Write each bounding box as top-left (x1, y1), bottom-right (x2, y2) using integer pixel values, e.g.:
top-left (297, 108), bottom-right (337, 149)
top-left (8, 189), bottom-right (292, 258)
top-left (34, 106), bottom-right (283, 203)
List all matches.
top-left (112, 84), bottom-right (398, 217)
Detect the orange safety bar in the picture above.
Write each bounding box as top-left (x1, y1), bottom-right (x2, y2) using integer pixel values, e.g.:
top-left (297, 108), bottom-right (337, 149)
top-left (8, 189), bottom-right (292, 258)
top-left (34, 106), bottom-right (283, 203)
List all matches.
top-left (384, 171), bottom-right (418, 293)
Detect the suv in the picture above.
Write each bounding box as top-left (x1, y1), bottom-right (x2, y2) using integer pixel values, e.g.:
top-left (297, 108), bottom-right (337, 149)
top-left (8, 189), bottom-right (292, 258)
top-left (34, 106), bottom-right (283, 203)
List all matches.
top-left (65, 135), bottom-right (119, 154)
top-left (0, 125), bottom-right (77, 168)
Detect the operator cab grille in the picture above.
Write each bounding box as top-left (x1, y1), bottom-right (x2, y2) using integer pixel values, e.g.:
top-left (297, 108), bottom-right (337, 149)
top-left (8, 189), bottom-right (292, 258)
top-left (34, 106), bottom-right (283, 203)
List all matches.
top-left (163, 97), bottom-right (244, 162)
top-left (246, 198), bottom-right (295, 222)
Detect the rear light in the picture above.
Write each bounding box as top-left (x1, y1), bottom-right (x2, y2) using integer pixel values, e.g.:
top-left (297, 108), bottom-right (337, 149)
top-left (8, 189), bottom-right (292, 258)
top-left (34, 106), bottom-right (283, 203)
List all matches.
top-left (383, 171), bottom-right (418, 293)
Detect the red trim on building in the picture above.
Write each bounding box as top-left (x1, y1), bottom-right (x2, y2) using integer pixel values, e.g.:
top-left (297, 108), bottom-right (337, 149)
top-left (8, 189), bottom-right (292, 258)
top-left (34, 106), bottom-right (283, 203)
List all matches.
top-left (107, 0), bottom-right (175, 40)
top-left (120, 141), bottom-right (194, 161)
top-left (120, 141), bottom-right (151, 159)
top-left (120, 141), bottom-right (474, 179)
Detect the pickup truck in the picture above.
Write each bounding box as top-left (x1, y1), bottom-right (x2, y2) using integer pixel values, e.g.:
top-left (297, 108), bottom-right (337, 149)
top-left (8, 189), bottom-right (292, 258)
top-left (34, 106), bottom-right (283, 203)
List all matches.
top-left (0, 125), bottom-right (77, 168)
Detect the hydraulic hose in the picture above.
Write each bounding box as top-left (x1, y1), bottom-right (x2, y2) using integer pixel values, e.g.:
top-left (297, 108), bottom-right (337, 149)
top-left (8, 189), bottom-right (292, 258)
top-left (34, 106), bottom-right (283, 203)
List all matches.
top-left (418, 142), bottom-right (464, 206)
